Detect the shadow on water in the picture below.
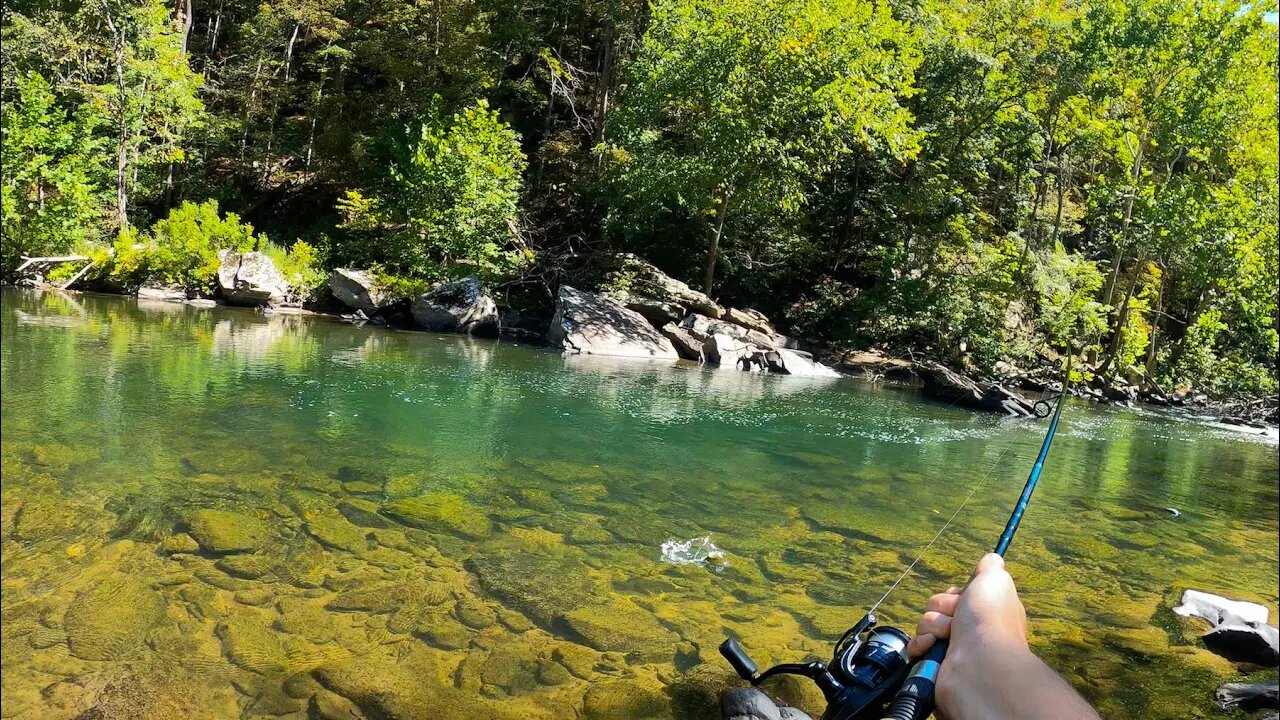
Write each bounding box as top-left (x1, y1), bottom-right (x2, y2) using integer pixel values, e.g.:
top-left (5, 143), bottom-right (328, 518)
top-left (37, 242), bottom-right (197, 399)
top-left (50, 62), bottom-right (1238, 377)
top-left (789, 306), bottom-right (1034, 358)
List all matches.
top-left (1, 287), bottom-right (1277, 719)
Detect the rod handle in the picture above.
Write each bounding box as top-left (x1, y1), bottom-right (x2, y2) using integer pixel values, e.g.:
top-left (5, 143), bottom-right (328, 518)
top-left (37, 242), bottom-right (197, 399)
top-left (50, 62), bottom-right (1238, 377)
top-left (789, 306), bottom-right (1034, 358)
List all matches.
top-left (880, 639), bottom-right (947, 720)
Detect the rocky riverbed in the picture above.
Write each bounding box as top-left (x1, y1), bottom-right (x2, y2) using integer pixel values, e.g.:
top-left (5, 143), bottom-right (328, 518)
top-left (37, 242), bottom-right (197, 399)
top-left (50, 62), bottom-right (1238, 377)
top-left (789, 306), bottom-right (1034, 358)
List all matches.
top-left (2, 288), bottom-right (1277, 720)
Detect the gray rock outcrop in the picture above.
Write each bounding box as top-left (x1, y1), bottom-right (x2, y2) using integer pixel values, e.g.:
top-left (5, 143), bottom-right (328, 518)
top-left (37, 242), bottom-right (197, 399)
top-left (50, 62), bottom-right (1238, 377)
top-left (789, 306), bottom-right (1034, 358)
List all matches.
top-left (603, 290), bottom-right (686, 324)
top-left (547, 286), bottom-right (678, 359)
top-left (918, 363), bottom-right (1036, 416)
top-left (772, 349), bottom-right (841, 378)
top-left (329, 268), bottom-right (391, 312)
top-left (137, 284), bottom-right (187, 302)
top-left (216, 250), bottom-right (288, 305)
top-left (605, 254), bottom-right (724, 318)
top-left (703, 334), bottom-right (763, 370)
top-left (724, 307), bottom-right (773, 334)
top-left (661, 323), bottom-right (705, 361)
top-left (411, 276), bottom-right (499, 336)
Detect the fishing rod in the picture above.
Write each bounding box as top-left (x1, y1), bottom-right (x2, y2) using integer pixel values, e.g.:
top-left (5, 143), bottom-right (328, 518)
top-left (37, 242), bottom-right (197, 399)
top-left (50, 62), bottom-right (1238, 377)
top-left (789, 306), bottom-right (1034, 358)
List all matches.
top-left (720, 354), bottom-right (1074, 720)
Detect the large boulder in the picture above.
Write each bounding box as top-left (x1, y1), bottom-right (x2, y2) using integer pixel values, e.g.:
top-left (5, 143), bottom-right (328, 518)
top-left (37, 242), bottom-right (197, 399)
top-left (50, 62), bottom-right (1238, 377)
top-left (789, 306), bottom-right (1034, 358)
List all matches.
top-left (605, 254), bottom-right (724, 318)
top-left (771, 349), bottom-right (841, 379)
top-left (661, 323), bottom-right (705, 362)
top-left (329, 268), bottom-right (391, 312)
top-left (217, 250), bottom-right (288, 305)
top-left (703, 334), bottom-right (764, 369)
top-left (546, 286), bottom-right (678, 360)
top-left (603, 289), bottom-right (686, 324)
top-left (918, 363), bottom-right (1036, 416)
top-left (681, 313), bottom-right (777, 348)
top-left (724, 307), bottom-right (774, 334)
top-left (411, 277), bottom-right (499, 336)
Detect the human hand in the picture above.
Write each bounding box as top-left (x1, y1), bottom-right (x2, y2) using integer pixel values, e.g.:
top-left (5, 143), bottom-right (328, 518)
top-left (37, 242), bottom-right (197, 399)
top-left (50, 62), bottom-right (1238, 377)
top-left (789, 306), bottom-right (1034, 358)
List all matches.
top-left (905, 553), bottom-right (1099, 720)
top-left (906, 553), bottom-right (1029, 661)
top-left (907, 553), bottom-right (1031, 720)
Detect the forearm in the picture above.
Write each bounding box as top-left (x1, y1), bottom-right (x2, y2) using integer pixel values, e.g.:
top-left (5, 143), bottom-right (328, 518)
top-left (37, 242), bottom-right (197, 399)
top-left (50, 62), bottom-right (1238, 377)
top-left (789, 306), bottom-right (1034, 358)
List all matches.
top-left (941, 647), bottom-right (1100, 720)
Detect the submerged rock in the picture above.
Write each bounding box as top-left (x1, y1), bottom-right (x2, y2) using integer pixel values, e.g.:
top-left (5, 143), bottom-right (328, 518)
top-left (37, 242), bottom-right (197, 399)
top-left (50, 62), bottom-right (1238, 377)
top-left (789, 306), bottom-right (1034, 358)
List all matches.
top-left (217, 250), bottom-right (288, 306)
top-left (160, 533), bottom-right (200, 554)
top-left (411, 276), bottom-right (499, 336)
top-left (562, 597), bottom-right (678, 661)
top-left (1173, 589), bottom-right (1279, 666)
top-left (64, 576), bottom-right (165, 661)
top-left (1203, 622), bottom-right (1280, 666)
top-left (381, 493), bottom-right (493, 539)
top-left (467, 552), bottom-right (597, 627)
top-left (583, 678), bottom-right (671, 720)
top-left (1215, 679), bottom-right (1279, 711)
top-left (547, 286), bottom-right (678, 359)
top-left (186, 509), bottom-right (270, 553)
top-left (306, 510), bottom-right (370, 552)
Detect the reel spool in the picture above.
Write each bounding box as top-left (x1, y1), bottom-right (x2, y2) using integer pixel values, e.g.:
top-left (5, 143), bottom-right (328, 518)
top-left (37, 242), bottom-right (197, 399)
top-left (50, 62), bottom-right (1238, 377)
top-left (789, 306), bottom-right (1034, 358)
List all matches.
top-left (720, 613), bottom-right (912, 720)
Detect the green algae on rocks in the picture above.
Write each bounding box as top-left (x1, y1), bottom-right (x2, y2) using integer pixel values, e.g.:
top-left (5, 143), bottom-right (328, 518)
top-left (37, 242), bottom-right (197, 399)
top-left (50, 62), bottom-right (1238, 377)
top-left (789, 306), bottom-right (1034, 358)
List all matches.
top-left (186, 509), bottom-right (270, 553)
top-left (1, 288), bottom-right (1277, 720)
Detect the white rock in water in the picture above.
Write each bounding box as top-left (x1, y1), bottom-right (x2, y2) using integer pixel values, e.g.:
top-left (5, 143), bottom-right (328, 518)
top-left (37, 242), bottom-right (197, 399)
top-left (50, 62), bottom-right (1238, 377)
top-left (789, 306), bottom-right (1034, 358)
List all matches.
top-left (1174, 589), bottom-right (1269, 626)
top-left (661, 536), bottom-right (725, 566)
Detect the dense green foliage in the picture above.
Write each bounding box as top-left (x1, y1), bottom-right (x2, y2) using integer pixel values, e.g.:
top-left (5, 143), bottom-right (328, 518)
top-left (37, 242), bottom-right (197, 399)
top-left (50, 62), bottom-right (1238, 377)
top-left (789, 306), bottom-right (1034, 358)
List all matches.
top-left (3, 0), bottom-right (1277, 394)
top-left (336, 99), bottom-right (529, 281)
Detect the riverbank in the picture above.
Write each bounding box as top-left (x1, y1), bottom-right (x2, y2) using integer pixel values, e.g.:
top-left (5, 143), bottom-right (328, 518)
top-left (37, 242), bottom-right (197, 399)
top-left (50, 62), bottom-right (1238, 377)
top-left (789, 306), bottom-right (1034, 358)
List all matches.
top-left (12, 256), bottom-right (1278, 434)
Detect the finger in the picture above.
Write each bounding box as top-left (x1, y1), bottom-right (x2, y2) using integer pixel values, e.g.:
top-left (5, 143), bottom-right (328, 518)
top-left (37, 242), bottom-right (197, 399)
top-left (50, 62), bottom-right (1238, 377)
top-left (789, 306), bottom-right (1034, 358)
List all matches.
top-left (915, 610), bottom-right (953, 639)
top-left (925, 591), bottom-right (962, 616)
top-left (945, 586), bottom-right (963, 595)
top-left (907, 632), bottom-right (936, 659)
top-left (974, 553), bottom-right (1005, 577)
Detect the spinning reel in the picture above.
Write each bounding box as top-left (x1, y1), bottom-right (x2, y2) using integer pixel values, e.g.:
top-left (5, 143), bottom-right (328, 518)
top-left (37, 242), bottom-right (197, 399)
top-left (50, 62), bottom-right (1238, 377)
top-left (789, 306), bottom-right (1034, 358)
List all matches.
top-left (720, 613), bottom-right (920, 720)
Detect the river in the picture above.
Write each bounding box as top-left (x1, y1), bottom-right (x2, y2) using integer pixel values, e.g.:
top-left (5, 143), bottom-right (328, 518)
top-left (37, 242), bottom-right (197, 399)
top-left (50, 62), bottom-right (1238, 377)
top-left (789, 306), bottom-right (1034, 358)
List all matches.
top-left (2, 287), bottom-right (1276, 719)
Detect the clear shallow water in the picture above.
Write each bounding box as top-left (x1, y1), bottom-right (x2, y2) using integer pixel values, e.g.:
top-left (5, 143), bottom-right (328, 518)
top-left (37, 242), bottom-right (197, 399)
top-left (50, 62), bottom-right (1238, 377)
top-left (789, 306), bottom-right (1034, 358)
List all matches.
top-left (2, 287), bottom-right (1276, 720)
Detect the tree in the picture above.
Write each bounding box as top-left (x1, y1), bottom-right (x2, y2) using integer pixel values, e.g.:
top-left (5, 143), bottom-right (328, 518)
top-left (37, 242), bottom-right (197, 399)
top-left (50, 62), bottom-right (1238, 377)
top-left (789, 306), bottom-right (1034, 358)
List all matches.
top-left (95, 0), bottom-right (205, 228)
top-left (607, 0), bottom-right (922, 293)
top-left (1, 72), bottom-right (107, 269)
top-left (336, 99), bottom-right (529, 280)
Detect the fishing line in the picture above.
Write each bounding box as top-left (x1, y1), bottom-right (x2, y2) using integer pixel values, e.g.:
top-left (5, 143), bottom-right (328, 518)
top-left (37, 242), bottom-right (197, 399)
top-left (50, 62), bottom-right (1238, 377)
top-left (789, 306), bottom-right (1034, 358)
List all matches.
top-left (865, 384), bottom-right (1066, 619)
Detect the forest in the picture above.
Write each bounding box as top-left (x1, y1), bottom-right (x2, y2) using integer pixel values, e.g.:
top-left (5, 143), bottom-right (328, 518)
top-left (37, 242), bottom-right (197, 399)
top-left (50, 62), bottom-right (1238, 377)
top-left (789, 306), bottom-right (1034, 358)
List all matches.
top-left (2, 0), bottom-right (1277, 396)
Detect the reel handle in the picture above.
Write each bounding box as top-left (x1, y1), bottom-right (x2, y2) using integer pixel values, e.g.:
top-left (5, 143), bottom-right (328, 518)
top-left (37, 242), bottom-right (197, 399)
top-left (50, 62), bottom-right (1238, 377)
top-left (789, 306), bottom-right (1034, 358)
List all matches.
top-left (720, 638), bottom-right (759, 681)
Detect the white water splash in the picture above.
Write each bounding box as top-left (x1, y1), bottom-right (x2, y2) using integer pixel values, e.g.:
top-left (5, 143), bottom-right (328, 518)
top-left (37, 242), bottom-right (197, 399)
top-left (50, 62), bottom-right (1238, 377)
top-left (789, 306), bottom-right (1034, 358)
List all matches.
top-left (661, 536), bottom-right (726, 567)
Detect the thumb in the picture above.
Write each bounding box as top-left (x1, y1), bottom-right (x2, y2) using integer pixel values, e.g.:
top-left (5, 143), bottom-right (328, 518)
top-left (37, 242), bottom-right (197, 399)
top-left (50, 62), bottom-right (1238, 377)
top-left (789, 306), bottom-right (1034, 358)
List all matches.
top-left (974, 553), bottom-right (1004, 577)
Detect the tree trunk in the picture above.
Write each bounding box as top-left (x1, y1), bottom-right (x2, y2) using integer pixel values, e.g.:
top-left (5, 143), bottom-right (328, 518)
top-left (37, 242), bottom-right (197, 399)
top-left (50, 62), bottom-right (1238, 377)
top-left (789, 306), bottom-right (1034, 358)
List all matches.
top-left (108, 14), bottom-right (130, 229)
top-left (592, 19), bottom-right (615, 147)
top-left (1098, 259), bottom-right (1144, 377)
top-left (1050, 154), bottom-right (1069, 247)
top-left (178, 0), bottom-right (193, 55)
top-left (284, 24), bottom-right (300, 82)
top-left (210, 0), bottom-right (223, 54)
top-left (703, 190), bottom-right (731, 295)
top-left (1145, 268), bottom-right (1165, 377)
top-left (1105, 133), bottom-right (1147, 308)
